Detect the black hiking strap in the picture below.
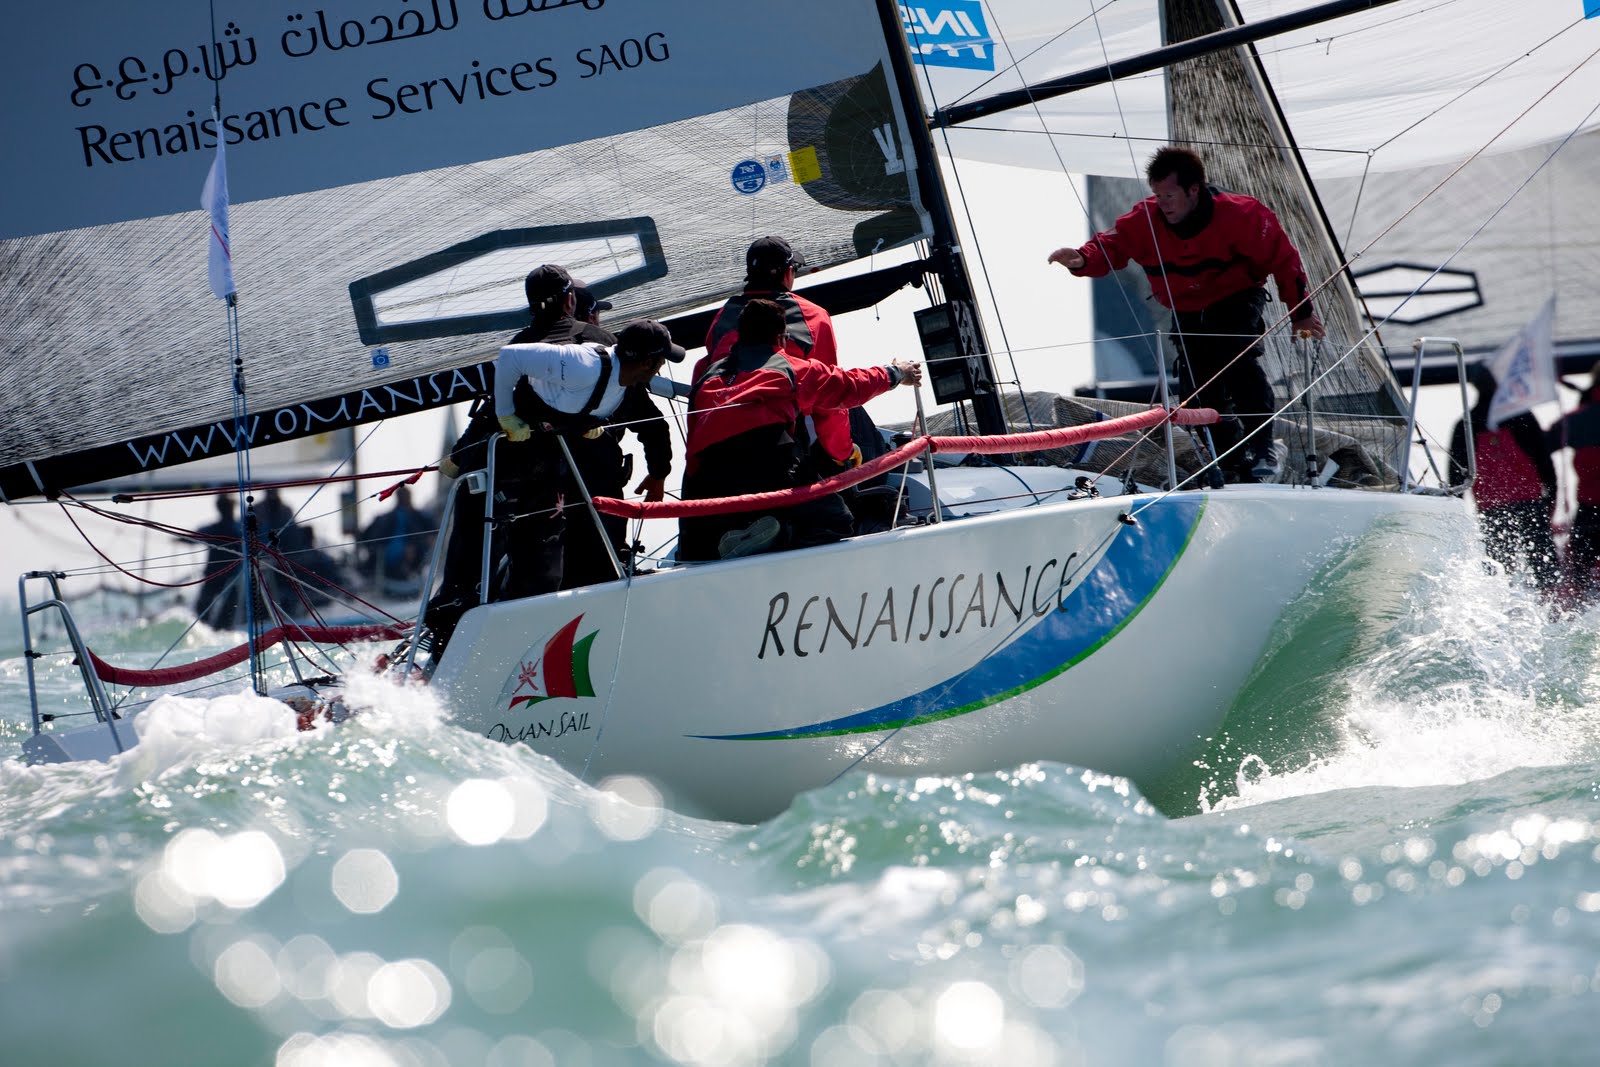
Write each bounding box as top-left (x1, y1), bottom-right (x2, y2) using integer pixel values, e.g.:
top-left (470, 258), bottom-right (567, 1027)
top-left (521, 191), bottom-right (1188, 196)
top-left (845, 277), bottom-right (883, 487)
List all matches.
top-left (579, 352), bottom-right (614, 417)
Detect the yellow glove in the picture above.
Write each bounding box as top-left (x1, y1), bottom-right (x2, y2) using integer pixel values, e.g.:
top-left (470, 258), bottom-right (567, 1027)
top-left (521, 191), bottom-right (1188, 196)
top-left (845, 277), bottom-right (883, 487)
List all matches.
top-left (846, 444), bottom-right (864, 469)
top-left (582, 426), bottom-right (606, 440)
top-left (498, 414), bottom-right (532, 442)
top-left (439, 454), bottom-right (460, 479)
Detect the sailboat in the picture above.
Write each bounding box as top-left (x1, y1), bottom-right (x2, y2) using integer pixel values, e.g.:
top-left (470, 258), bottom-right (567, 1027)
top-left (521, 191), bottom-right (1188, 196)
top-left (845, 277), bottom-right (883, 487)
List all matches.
top-left (6, 1), bottom-right (1591, 820)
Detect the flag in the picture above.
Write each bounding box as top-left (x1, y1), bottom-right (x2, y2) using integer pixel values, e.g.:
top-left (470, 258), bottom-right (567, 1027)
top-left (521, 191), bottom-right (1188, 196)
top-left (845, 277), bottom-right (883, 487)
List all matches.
top-left (201, 136), bottom-right (235, 300)
top-left (508, 615), bottom-right (597, 709)
top-left (1487, 297), bottom-right (1557, 429)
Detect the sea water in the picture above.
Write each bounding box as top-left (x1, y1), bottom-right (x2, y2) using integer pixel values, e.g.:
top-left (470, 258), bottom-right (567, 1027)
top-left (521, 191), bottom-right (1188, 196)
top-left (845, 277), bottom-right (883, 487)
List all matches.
top-left (2, 548), bottom-right (1598, 1067)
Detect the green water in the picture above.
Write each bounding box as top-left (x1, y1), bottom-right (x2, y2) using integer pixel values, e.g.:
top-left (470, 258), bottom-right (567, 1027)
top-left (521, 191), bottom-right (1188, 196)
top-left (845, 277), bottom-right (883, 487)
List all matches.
top-left (2, 546), bottom-right (1598, 1066)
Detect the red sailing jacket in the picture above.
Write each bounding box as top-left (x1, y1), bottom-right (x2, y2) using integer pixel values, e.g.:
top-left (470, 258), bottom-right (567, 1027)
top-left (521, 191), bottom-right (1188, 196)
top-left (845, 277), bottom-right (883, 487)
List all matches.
top-left (686, 343), bottom-right (894, 473)
top-left (1472, 427), bottom-right (1547, 509)
top-left (1574, 445), bottom-right (1600, 506)
top-left (1069, 189), bottom-right (1314, 319)
top-left (701, 289), bottom-right (851, 461)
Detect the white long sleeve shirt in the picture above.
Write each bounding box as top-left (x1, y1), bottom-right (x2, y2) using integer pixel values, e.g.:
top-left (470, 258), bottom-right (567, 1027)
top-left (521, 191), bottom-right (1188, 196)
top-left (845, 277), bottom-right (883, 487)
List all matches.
top-left (494, 342), bottom-right (626, 420)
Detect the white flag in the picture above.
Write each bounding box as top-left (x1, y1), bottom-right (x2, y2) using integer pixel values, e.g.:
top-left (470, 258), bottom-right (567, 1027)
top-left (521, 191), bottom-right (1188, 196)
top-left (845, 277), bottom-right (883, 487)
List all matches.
top-left (201, 136), bottom-right (235, 300)
top-left (1487, 297), bottom-right (1556, 428)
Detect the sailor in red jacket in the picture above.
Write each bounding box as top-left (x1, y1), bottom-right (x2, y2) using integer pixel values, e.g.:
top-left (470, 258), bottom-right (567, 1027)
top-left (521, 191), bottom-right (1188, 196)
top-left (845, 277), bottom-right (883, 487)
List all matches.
top-left (701, 236), bottom-right (855, 469)
top-left (1452, 367), bottom-right (1559, 593)
top-left (680, 298), bottom-right (923, 562)
top-left (1049, 147), bottom-right (1325, 482)
top-left (1553, 377), bottom-right (1600, 598)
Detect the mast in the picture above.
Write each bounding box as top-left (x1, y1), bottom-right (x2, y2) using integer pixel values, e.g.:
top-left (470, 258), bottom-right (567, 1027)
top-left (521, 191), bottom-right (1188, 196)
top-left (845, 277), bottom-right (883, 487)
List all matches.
top-left (205, 0), bottom-right (265, 694)
top-left (873, 0), bottom-right (1009, 436)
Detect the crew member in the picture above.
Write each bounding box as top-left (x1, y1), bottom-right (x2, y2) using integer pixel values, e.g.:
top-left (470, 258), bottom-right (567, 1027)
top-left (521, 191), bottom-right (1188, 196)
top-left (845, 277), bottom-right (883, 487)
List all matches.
top-left (559, 284), bottom-right (672, 588)
top-left (1553, 376), bottom-right (1600, 599)
top-left (1049, 146), bottom-right (1325, 482)
top-left (700, 236), bottom-right (856, 474)
top-left (680, 298), bottom-right (922, 562)
top-left (427, 264), bottom-right (621, 644)
top-left (1450, 367), bottom-right (1559, 592)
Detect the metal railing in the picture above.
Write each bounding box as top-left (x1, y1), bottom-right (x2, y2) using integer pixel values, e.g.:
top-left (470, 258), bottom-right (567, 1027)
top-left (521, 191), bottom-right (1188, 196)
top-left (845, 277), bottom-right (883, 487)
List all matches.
top-left (18, 572), bottom-right (126, 754)
top-left (1398, 337), bottom-right (1473, 493)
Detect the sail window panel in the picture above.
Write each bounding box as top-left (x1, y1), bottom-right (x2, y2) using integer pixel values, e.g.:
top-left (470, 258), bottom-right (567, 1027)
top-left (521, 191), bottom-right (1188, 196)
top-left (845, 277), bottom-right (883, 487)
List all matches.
top-left (350, 222), bottom-right (665, 346)
top-left (370, 240), bottom-right (646, 328)
top-left (1351, 264), bottom-right (1484, 328)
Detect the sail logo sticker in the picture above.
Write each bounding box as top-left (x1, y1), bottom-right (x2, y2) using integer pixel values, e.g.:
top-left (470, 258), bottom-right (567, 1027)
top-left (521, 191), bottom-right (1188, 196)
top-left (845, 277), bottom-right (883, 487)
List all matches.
top-left (502, 614), bottom-right (598, 711)
top-left (871, 124), bottom-right (907, 176)
top-left (902, 2), bottom-right (994, 71)
top-left (789, 146), bottom-right (823, 185)
top-left (731, 160), bottom-right (767, 195)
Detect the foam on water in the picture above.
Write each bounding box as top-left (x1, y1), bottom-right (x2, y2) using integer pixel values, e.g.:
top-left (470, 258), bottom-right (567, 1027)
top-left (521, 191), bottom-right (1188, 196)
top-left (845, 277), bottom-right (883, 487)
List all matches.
top-left (1208, 552), bottom-right (1600, 812)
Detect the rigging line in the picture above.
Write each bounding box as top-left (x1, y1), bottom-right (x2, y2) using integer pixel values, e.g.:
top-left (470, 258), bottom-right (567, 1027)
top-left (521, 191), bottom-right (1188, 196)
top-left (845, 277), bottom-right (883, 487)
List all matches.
top-left (1171, 57), bottom-right (1600, 456)
top-left (822, 516), bottom-right (1127, 789)
top-left (53, 500), bottom-right (228, 591)
top-left (918, 0), bottom-right (1157, 434)
top-left (923, 0), bottom-right (1118, 109)
top-left (1132, 99), bottom-right (1598, 517)
top-left (103, 465), bottom-right (441, 505)
top-left (950, 122), bottom-right (1373, 160)
top-left (1372, 15), bottom-right (1589, 157)
top-left (275, 421), bottom-right (383, 538)
top-left (207, 0), bottom-right (260, 686)
top-left (1339, 152), bottom-right (1376, 260)
top-left (61, 493), bottom-right (256, 559)
top-left (924, 126), bottom-right (1036, 429)
top-left (933, 3), bottom-right (1109, 433)
top-left (1297, 56), bottom-right (1600, 335)
top-left (1249, 0), bottom-right (1468, 63)
top-left (1079, 0), bottom-right (1197, 449)
top-left (578, 548), bottom-right (637, 784)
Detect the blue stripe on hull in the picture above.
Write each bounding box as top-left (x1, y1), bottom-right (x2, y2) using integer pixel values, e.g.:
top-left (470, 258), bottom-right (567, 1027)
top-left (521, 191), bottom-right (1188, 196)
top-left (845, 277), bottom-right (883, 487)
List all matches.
top-left (699, 497), bottom-right (1205, 740)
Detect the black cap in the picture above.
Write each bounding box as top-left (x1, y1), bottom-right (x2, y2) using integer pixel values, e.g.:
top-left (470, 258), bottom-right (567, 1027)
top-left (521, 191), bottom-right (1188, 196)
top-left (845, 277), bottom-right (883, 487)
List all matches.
top-left (746, 236), bottom-right (803, 277)
top-left (572, 284), bottom-right (613, 321)
top-left (614, 319), bottom-right (686, 363)
top-left (524, 264), bottom-right (573, 310)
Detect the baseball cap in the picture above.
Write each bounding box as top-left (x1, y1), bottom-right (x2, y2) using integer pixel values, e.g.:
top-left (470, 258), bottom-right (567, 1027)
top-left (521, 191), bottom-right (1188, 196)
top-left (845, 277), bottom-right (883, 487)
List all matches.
top-left (524, 264), bottom-right (573, 309)
top-left (746, 236), bottom-right (804, 276)
top-left (572, 284), bottom-right (614, 321)
top-left (614, 319), bottom-right (686, 363)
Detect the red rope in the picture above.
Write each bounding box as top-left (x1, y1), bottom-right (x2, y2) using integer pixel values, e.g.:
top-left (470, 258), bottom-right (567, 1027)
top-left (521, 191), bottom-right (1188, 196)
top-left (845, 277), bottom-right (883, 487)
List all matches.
top-left (592, 406), bottom-right (1217, 520)
top-left (377, 469), bottom-right (426, 502)
top-left (85, 623), bottom-right (408, 687)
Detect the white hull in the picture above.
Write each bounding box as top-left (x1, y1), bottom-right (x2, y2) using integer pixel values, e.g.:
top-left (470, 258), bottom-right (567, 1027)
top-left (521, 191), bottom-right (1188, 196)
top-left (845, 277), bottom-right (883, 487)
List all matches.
top-left (433, 486), bottom-right (1474, 822)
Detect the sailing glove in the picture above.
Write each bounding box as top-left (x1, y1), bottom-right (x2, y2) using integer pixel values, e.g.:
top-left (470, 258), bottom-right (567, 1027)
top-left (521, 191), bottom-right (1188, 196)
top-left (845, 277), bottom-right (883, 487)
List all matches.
top-left (439, 454), bottom-right (460, 479)
top-left (498, 414), bottom-right (532, 442)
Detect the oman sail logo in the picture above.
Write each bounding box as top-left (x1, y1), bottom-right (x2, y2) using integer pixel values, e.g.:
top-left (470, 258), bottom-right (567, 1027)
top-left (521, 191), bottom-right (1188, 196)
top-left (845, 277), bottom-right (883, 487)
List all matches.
top-left (901, 2), bottom-right (994, 71)
top-left (506, 615), bottom-right (598, 710)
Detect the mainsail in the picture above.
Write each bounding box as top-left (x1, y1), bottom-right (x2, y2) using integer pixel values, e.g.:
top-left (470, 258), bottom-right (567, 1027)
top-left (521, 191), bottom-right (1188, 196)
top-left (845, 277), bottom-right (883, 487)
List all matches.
top-left (1, 0), bottom-right (934, 500)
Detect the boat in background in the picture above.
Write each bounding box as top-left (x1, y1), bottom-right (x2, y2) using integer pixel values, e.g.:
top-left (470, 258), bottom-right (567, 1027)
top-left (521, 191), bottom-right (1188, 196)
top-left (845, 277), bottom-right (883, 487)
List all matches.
top-left (9, 1), bottom-right (1592, 819)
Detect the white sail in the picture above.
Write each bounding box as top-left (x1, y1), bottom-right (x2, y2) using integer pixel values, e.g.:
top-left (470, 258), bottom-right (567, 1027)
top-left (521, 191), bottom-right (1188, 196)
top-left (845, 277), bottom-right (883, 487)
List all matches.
top-left (915, 0), bottom-right (1600, 177)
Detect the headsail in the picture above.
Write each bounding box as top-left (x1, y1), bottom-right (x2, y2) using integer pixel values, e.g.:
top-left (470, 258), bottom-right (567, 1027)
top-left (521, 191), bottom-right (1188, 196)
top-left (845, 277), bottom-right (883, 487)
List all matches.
top-left (918, 0), bottom-right (1600, 178)
top-left (1, 0), bottom-right (933, 500)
